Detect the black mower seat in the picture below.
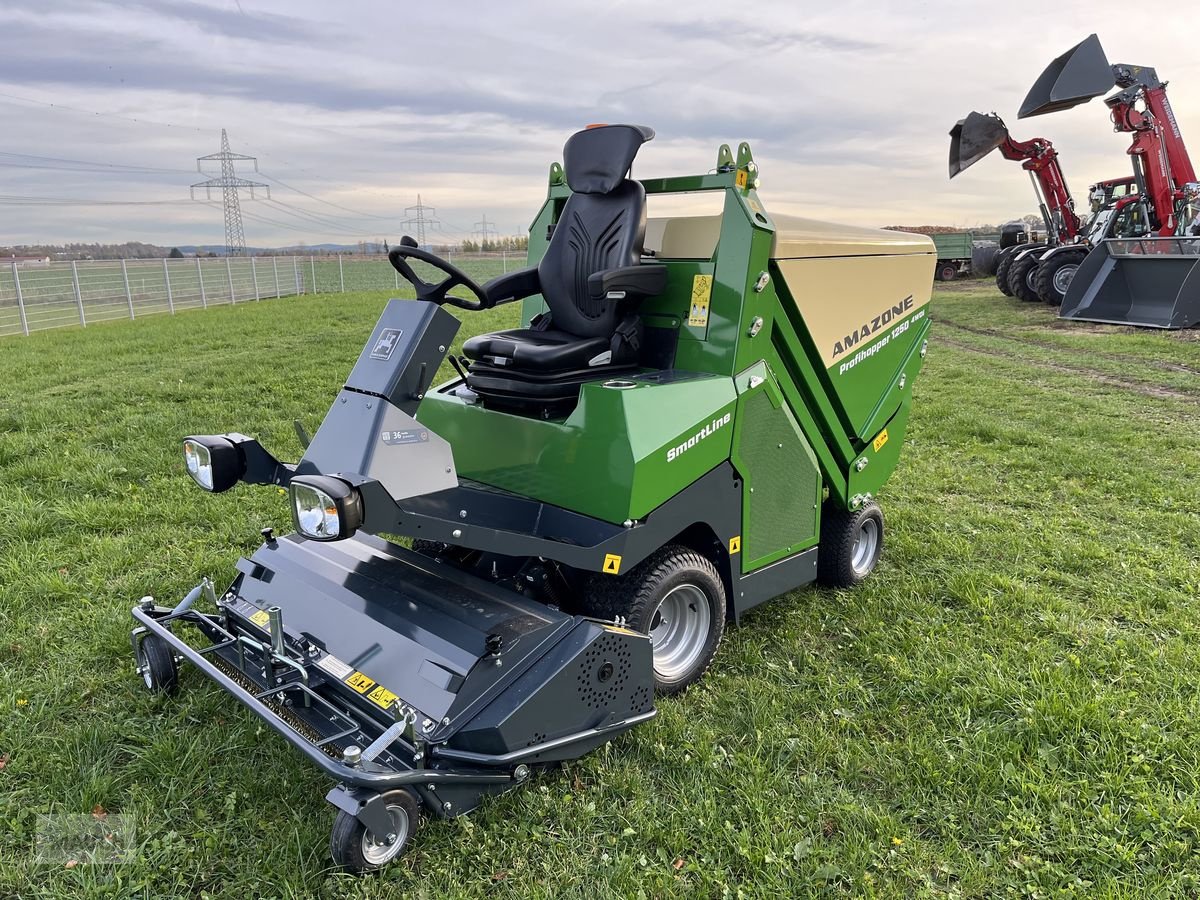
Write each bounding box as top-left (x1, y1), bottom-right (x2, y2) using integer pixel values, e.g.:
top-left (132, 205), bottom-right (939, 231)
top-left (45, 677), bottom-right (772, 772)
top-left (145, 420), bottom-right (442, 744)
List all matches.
top-left (462, 123), bottom-right (667, 416)
top-left (464, 327), bottom-right (625, 372)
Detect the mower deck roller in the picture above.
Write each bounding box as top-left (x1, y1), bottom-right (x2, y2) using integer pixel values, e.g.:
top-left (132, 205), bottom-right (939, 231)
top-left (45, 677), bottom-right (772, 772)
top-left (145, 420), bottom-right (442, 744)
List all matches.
top-left (134, 124), bottom-right (934, 872)
top-left (1019, 33), bottom-right (1114, 119)
top-left (1060, 237), bottom-right (1200, 328)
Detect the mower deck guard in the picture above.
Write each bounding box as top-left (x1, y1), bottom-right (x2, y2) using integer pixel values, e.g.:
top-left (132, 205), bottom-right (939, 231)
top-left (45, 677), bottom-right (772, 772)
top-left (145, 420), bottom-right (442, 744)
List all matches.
top-left (949, 112), bottom-right (1010, 178)
top-left (132, 533), bottom-right (654, 815)
top-left (1060, 237), bottom-right (1200, 328)
top-left (1020, 33), bottom-right (1114, 118)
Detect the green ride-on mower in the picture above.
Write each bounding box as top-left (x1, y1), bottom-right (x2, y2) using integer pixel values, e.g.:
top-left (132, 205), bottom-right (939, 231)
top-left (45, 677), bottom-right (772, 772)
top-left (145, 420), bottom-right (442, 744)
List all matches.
top-left (130, 124), bottom-right (935, 872)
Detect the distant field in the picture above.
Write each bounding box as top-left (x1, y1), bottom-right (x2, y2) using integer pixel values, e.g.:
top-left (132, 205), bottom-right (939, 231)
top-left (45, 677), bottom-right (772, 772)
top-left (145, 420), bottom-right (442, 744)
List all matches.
top-left (1, 282), bottom-right (1199, 897)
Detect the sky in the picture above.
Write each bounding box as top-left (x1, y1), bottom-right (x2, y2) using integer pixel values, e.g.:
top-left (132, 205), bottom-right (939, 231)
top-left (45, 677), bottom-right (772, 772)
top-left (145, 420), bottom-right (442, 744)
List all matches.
top-left (1, 0), bottom-right (1198, 248)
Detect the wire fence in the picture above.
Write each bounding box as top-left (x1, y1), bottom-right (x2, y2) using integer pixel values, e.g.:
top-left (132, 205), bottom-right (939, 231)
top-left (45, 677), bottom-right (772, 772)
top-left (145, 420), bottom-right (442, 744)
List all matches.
top-left (0, 251), bottom-right (520, 337)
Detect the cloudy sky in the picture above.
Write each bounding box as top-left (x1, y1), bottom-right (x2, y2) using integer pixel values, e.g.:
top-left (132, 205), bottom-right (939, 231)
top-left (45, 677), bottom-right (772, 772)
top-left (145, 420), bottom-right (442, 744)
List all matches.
top-left (1, 0), bottom-right (1198, 248)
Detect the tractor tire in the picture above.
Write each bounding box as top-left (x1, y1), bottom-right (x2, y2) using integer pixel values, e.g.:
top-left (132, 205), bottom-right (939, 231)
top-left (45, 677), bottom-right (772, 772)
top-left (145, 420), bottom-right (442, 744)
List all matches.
top-left (330, 788), bottom-right (420, 873)
top-left (1007, 254), bottom-right (1043, 302)
top-left (581, 545), bottom-right (726, 696)
top-left (972, 243), bottom-right (999, 276)
top-left (817, 500), bottom-right (884, 588)
top-left (994, 249), bottom-right (1017, 296)
top-left (1035, 250), bottom-right (1087, 307)
top-left (936, 262), bottom-right (958, 282)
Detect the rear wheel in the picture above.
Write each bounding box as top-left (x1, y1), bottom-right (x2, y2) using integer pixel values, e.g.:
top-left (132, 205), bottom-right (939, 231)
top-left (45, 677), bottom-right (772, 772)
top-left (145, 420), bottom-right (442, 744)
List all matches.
top-left (582, 545), bottom-right (726, 695)
top-left (995, 249), bottom-right (1017, 296)
top-left (1008, 254), bottom-right (1043, 302)
top-left (937, 263), bottom-right (958, 282)
top-left (330, 789), bottom-right (420, 874)
top-left (818, 500), bottom-right (884, 588)
top-left (1035, 251), bottom-right (1086, 306)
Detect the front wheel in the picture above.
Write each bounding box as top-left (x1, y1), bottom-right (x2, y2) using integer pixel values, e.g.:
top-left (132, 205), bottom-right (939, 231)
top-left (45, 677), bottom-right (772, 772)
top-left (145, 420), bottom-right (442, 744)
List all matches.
top-left (136, 634), bottom-right (178, 695)
top-left (1035, 251), bottom-right (1086, 306)
top-left (817, 501), bottom-right (884, 588)
top-left (1007, 254), bottom-right (1043, 303)
top-left (330, 789), bottom-right (420, 874)
top-left (995, 250), bottom-right (1017, 296)
top-left (582, 545), bottom-right (726, 695)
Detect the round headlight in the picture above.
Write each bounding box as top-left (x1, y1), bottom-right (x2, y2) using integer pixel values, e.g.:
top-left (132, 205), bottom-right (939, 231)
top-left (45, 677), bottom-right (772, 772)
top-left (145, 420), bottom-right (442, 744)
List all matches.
top-left (289, 476), bottom-right (363, 541)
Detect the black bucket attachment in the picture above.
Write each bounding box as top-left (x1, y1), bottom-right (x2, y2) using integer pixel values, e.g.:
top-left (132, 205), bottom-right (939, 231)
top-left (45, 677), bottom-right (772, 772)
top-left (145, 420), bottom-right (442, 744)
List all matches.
top-left (1020, 34), bottom-right (1115, 119)
top-left (1060, 237), bottom-right (1200, 328)
top-left (949, 111), bottom-right (1010, 178)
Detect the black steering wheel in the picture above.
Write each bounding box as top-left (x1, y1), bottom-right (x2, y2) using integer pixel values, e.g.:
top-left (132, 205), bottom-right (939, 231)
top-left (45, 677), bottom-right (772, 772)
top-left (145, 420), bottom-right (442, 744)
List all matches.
top-left (388, 241), bottom-right (490, 311)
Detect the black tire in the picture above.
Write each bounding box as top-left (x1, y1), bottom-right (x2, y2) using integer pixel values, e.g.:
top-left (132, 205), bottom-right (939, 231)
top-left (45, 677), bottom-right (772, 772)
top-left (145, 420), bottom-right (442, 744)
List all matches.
top-left (330, 789), bottom-right (420, 874)
top-left (1034, 250), bottom-right (1086, 307)
top-left (994, 249), bottom-right (1017, 296)
top-left (936, 262), bottom-right (958, 282)
top-left (817, 500), bottom-right (884, 588)
top-left (1007, 254), bottom-right (1043, 302)
top-left (581, 545), bottom-right (726, 695)
top-left (136, 634), bottom-right (178, 695)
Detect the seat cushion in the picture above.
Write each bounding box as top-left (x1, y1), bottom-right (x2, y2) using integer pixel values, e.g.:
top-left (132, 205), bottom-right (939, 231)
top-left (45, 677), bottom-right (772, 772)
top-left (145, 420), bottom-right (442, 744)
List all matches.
top-left (462, 328), bottom-right (614, 372)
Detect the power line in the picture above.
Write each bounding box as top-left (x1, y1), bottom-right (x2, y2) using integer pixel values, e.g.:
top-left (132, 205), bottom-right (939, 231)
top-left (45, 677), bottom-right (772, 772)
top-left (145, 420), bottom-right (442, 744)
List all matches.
top-left (400, 195), bottom-right (439, 246)
top-left (472, 213), bottom-right (498, 244)
top-left (191, 129), bottom-right (269, 256)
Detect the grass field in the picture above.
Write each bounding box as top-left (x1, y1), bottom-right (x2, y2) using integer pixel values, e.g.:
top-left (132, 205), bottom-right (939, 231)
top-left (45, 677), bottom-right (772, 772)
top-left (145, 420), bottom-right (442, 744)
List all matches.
top-left (2, 278), bottom-right (1200, 898)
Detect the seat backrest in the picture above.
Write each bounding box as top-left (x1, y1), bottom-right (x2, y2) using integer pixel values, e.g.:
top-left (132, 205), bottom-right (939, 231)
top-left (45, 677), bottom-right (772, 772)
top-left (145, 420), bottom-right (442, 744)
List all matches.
top-left (537, 124), bottom-right (654, 338)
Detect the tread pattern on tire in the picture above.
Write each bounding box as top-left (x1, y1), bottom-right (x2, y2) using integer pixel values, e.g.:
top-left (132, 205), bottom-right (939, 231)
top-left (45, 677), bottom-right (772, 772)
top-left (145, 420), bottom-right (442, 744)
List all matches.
top-left (817, 500), bottom-right (884, 588)
top-left (1008, 254), bottom-right (1043, 302)
top-left (1034, 250), bottom-right (1086, 306)
top-left (582, 544), bottom-right (726, 695)
top-left (139, 634), bottom-right (179, 695)
top-left (329, 789), bottom-right (419, 873)
top-left (995, 251), bottom-right (1016, 295)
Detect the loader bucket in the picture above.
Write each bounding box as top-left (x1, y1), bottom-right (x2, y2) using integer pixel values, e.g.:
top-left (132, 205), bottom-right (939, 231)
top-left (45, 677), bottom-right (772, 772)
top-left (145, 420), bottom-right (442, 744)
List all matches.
top-left (1020, 33), bottom-right (1114, 118)
top-left (1060, 237), bottom-right (1200, 328)
top-left (949, 111), bottom-right (1009, 178)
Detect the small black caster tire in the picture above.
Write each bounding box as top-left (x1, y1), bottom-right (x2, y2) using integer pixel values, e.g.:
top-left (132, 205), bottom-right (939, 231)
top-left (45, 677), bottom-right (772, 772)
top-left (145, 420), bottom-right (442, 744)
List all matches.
top-left (583, 545), bottom-right (726, 696)
top-left (330, 789), bottom-right (420, 874)
top-left (817, 500), bottom-right (884, 588)
top-left (136, 634), bottom-right (178, 695)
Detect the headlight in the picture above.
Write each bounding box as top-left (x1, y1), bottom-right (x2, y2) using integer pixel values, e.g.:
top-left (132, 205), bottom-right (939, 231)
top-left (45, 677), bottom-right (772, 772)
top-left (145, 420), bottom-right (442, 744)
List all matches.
top-left (182, 436), bottom-right (243, 492)
top-left (289, 475), bottom-right (363, 541)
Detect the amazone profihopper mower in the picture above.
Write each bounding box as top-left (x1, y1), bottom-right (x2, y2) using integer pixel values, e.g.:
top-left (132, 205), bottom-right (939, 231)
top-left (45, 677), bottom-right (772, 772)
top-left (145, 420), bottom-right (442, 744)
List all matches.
top-left (131, 124), bottom-right (934, 872)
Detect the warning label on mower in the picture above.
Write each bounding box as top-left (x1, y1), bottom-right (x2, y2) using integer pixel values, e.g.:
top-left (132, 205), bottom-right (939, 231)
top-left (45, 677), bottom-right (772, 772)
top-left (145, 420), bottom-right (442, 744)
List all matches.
top-left (367, 685), bottom-right (399, 710)
top-left (345, 671), bottom-right (376, 694)
top-left (316, 654), bottom-right (354, 681)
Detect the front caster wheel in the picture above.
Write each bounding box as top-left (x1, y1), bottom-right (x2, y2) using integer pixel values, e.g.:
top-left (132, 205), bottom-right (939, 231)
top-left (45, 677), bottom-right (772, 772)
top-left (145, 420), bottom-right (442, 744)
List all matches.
top-left (136, 634), bottom-right (178, 695)
top-left (330, 789), bottom-right (420, 874)
top-left (817, 500), bottom-right (884, 588)
top-left (582, 545), bottom-right (726, 696)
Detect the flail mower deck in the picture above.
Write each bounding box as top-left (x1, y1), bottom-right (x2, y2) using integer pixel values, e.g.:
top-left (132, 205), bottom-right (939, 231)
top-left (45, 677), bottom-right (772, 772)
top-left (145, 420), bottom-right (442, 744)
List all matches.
top-left (131, 124), bottom-right (935, 872)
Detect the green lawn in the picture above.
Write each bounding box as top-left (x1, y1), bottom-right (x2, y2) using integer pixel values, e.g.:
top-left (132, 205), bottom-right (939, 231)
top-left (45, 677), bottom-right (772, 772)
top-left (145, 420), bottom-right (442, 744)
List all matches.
top-left (1, 279), bottom-right (1199, 898)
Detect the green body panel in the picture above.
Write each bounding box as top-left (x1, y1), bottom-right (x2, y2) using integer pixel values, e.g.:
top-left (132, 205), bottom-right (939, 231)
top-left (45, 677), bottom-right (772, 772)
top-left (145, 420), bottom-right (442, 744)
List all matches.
top-left (931, 232), bottom-right (974, 259)
top-left (729, 363), bottom-right (822, 572)
top-left (419, 375), bottom-right (736, 524)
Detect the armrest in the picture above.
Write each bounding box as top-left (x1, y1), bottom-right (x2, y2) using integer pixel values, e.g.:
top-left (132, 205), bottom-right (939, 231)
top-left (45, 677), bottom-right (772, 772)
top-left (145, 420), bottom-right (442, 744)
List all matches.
top-left (482, 265), bottom-right (541, 307)
top-left (588, 264), bottom-right (668, 301)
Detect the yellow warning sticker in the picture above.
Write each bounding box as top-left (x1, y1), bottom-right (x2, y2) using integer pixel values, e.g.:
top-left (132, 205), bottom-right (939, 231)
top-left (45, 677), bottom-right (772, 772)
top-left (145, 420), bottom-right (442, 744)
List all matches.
top-left (367, 685), bottom-right (399, 710)
top-left (689, 275), bottom-right (712, 327)
top-left (729, 536), bottom-right (741, 555)
top-left (249, 610), bottom-right (270, 628)
top-left (872, 429), bottom-right (890, 453)
top-left (735, 169), bottom-right (748, 188)
top-left (602, 554), bottom-right (622, 575)
top-left (602, 623), bottom-right (638, 636)
top-left (345, 671), bottom-right (376, 694)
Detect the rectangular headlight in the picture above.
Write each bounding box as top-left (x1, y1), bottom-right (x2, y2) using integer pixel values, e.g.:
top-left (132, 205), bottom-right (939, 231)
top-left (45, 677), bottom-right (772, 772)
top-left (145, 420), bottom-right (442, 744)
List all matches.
top-left (182, 436), bottom-right (243, 493)
top-left (289, 475), bottom-right (363, 541)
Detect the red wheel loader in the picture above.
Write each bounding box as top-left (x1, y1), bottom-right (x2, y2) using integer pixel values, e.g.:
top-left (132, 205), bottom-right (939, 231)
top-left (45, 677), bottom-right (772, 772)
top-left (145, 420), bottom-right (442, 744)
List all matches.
top-left (1020, 34), bottom-right (1200, 328)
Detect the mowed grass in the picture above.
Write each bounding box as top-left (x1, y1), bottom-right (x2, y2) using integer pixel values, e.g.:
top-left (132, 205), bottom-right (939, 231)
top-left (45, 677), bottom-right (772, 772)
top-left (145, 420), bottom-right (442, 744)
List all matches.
top-left (1, 277), bottom-right (1199, 898)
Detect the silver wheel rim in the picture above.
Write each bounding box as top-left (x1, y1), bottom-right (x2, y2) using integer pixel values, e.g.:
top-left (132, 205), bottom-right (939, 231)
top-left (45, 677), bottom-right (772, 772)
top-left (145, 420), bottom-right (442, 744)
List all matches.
top-left (360, 802), bottom-right (410, 866)
top-left (851, 518), bottom-right (880, 577)
top-left (649, 584), bottom-right (712, 682)
top-left (137, 644), bottom-right (153, 688)
top-left (1026, 267), bottom-right (1038, 291)
top-left (1053, 264), bottom-right (1077, 295)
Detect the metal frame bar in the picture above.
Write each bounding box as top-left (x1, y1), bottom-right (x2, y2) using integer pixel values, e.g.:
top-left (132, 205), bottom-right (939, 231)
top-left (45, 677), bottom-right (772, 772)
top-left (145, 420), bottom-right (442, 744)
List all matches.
top-left (12, 263), bottom-right (29, 336)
